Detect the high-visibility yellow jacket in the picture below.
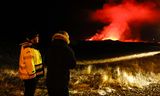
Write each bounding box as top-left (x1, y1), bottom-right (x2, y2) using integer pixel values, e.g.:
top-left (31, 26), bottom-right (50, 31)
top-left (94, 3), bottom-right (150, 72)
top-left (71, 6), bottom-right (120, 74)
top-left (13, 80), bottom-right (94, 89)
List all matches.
top-left (19, 42), bottom-right (43, 80)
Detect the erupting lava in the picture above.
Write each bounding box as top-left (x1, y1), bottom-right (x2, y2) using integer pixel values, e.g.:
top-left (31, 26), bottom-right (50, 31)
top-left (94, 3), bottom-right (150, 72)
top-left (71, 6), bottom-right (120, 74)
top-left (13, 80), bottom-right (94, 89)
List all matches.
top-left (87, 0), bottom-right (160, 42)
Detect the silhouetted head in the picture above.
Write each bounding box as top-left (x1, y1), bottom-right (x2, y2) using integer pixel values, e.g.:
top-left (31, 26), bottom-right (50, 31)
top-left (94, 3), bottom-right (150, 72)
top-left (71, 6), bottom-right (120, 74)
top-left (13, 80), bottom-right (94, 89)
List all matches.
top-left (26, 32), bottom-right (39, 44)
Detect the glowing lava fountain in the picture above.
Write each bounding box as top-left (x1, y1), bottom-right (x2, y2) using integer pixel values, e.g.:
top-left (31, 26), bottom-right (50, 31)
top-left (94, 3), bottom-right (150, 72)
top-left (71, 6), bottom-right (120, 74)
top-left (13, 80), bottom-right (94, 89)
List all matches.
top-left (87, 0), bottom-right (160, 42)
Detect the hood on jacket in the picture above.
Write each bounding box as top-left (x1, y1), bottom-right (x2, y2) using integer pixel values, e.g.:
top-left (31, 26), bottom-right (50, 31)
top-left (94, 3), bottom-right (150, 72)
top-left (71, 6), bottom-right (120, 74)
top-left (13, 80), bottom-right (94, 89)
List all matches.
top-left (52, 32), bottom-right (70, 44)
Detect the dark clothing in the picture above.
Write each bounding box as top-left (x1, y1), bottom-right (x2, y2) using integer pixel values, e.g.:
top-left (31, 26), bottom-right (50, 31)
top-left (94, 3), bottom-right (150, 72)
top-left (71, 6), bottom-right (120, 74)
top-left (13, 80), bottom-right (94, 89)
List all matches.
top-left (45, 39), bottom-right (76, 96)
top-left (24, 78), bottom-right (38, 96)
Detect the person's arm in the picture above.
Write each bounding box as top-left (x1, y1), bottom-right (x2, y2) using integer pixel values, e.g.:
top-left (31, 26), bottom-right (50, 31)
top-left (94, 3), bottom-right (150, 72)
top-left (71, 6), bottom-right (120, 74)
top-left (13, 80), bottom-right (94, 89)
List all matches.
top-left (68, 48), bottom-right (76, 69)
top-left (19, 46), bottom-right (24, 68)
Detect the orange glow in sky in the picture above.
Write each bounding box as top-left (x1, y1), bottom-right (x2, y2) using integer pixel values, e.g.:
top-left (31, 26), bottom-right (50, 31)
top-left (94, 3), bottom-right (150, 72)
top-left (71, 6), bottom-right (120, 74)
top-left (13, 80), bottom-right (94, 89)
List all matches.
top-left (87, 0), bottom-right (160, 42)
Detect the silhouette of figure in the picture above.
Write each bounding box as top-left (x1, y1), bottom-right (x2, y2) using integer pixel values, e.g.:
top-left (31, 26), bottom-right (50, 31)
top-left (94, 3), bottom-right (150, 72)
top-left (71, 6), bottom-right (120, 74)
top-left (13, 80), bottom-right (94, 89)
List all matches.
top-left (45, 31), bottom-right (76, 96)
top-left (19, 32), bottom-right (44, 96)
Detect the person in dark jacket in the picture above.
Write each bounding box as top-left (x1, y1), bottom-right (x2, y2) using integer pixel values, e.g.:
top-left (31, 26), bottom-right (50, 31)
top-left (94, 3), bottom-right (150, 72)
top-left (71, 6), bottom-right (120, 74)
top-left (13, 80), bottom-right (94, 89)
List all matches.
top-left (45, 31), bottom-right (76, 96)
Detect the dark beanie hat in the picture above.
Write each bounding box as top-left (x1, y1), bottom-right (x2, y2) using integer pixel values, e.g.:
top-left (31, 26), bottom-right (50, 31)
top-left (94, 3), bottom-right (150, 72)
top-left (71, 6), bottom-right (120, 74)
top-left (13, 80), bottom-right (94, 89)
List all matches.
top-left (26, 31), bottom-right (38, 40)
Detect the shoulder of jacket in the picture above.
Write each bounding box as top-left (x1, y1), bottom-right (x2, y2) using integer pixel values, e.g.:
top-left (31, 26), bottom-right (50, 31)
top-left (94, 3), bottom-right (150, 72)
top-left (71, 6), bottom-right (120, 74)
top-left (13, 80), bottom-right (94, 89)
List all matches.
top-left (20, 42), bottom-right (32, 47)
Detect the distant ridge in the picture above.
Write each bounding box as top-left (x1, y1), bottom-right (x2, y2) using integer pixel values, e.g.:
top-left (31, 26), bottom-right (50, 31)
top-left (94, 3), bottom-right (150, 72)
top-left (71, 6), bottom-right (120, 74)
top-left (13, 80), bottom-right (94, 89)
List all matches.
top-left (71, 40), bottom-right (160, 60)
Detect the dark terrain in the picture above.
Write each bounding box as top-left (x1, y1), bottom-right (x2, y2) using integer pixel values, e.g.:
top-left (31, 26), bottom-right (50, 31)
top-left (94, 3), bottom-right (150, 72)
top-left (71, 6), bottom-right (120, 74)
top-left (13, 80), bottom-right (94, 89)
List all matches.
top-left (0, 40), bottom-right (160, 96)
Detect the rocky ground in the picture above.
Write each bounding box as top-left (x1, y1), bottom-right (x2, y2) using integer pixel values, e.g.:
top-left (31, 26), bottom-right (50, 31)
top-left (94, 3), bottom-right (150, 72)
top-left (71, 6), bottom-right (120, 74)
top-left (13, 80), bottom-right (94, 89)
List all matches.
top-left (1, 62), bottom-right (160, 96)
top-left (0, 41), bottom-right (160, 96)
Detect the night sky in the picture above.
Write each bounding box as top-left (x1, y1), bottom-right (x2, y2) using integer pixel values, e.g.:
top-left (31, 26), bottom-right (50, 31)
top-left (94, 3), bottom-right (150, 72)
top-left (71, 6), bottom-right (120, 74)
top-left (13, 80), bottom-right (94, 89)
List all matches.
top-left (1, 0), bottom-right (160, 45)
top-left (1, 1), bottom-right (105, 44)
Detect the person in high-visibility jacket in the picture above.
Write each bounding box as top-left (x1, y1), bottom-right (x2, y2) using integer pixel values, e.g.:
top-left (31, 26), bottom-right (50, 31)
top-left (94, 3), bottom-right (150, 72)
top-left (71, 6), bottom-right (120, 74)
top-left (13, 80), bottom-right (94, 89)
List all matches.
top-left (19, 32), bottom-right (44, 96)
